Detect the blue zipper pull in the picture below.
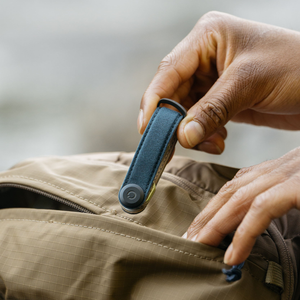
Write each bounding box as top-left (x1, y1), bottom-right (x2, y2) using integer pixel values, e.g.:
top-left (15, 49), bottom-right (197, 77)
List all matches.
top-left (222, 261), bottom-right (245, 282)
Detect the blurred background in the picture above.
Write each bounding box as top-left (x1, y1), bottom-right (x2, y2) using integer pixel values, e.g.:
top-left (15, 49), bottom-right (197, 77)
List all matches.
top-left (1, 0), bottom-right (300, 171)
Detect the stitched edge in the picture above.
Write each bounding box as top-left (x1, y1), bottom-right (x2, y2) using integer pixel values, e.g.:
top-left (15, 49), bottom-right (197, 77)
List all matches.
top-left (0, 175), bottom-right (144, 227)
top-left (250, 252), bottom-right (270, 263)
top-left (145, 112), bottom-right (182, 195)
top-left (0, 218), bottom-right (223, 261)
top-left (124, 108), bottom-right (160, 185)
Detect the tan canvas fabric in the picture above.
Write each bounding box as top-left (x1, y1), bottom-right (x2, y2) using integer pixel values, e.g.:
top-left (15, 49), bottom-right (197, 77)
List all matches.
top-left (0, 152), bottom-right (296, 300)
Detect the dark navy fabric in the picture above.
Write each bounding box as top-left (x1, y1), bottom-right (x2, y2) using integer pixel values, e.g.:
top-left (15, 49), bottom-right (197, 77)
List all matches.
top-left (121, 106), bottom-right (183, 201)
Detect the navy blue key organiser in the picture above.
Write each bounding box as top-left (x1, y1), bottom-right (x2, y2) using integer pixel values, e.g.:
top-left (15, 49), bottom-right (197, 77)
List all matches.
top-left (118, 98), bottom-right (186, 214)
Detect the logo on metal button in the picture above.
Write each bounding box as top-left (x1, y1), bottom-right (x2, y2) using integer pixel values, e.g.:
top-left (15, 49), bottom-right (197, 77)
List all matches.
top-left (127, 191), bottom-right (137, 200)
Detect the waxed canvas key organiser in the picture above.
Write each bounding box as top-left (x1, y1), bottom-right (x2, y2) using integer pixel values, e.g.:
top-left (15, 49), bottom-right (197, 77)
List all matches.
top-left (118, 98), bottom-right (186, 214)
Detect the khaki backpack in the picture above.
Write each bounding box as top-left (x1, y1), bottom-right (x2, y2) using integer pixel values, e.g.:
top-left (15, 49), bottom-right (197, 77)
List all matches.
top-left (0, 152), bottom-right (297, 299)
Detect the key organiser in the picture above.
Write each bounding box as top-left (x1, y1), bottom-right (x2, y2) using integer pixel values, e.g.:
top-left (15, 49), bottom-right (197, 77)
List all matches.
top-left (118, 98), bottom-right (186, 214)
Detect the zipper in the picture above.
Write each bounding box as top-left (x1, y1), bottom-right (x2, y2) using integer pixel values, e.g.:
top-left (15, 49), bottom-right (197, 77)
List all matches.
top-left (0, 173), bottom-right (203, 215)
top-left (0, 183), bottom-right (95, 214)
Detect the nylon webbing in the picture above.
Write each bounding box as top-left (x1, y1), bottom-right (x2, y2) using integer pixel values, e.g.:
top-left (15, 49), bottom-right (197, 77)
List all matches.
top-left (265, 261), bottom-right (284, 294)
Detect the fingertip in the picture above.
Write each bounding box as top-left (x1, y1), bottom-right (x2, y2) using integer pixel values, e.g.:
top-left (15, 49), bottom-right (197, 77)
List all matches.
top-left (196, 131), bottom-right (226, 154)
top-left (192, 219), bottom-right (225, 246)
top-left (184, 121), bottom-right (204, 147)
top-left (218, 127), bottom-right (228, 140)
top-left (223, 244), bottom-right (233, 265)
top-left (178, 118), bottom-right (226, 153)
top-left (182, 231), bottom-right (187, 239)
top-left (197, 141), bottom-right (223, 154)
top-left (224, 244), bottom-right (250, 266)
top-left (137, 109), bottom-right (144, 134)
top-left (139, 93), bottom-right (161, 134)
top-left (177, 117), bottom-right (192, 148)
top-left (177, 116), bottom-right (205, 149)
top-left (225, 229), bottom-right (255, 265)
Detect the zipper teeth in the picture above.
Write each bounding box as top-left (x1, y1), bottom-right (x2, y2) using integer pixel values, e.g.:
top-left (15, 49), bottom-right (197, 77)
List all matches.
top-left (0, 183), bottom-right (95, 214)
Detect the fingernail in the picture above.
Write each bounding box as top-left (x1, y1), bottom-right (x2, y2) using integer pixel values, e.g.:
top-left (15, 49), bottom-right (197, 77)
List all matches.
top-left (182, 232), bottom-right (187, 239)
top-left (224, 243), bottom-right (233, 265)
top-left (184, 121), bottom-right (204, 147)
top-left (137, 109), bottom-right (144, 134)
top-left (198, 142), bottom-right (222, 154)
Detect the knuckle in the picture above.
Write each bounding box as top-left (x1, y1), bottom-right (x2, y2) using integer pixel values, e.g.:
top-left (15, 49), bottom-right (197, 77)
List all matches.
top-left (157, 52), bottom-right (183, 88)
top-left (187, 218), bottom-right (202, 237)
top-left (252, 194), bottom-right (268, 212)
top-left (251, 193), bottom-right (276, 222)
top-left (234, 166), bottom-right (253, 179)
top-left (229, 189), bottom-right (251, 220)
top-left (187, 210), bottom-right (212, 238)
top-left (195, 11), bottom-right (231, 39)
top-left (198, 11), bottom-right (227, 27)
top-left (231, 186), bottom-right (248, 203)
top-left (207, 101), bottom-right (228, 124)
top-left (194, 100), bottom-right (229, 133)
top-left (219, 180), bottom-right (237, 195)
top-left (158, 49), bottom-right (182, 72)
top-left (158, 54), bottom-right (175, 72)
top-left (203, 222), bottom-right (227, 241)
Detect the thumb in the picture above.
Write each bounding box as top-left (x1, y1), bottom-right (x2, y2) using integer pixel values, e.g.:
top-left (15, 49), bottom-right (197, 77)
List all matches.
top-left (177, 65), bottom-right (256, 148)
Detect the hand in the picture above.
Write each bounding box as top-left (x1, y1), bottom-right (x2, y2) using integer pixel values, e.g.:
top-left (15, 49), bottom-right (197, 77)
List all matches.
top-left (183, 147), bottom-right (300, 265)
top-left (138, 11), bottom-right (300, 154)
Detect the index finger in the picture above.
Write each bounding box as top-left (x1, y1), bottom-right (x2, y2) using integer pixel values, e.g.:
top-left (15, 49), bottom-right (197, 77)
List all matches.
top-left (139, 35), bottom-right (202, 133)
top-left (224, 179), bottom-right (297, 265)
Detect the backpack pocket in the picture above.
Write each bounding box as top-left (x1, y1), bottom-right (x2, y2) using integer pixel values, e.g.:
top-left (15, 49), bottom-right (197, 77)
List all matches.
top-left (0, 153), bottom-right (291, 300)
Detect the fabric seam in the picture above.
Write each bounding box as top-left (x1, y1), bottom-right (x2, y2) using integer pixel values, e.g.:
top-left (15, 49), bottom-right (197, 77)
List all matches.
top-left (0, 217), bottom-right (222, 260)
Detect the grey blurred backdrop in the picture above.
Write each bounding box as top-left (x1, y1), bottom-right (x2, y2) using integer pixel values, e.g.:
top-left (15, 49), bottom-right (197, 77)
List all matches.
top-left (1, 0), bottom-right (300, 171)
